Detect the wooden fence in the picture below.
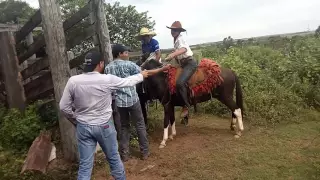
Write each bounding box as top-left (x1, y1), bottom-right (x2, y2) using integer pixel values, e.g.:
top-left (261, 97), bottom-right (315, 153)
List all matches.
top-left (0, 0), bottom-right (179, 161)
top-left (0, 0), bottom-right (110, 161)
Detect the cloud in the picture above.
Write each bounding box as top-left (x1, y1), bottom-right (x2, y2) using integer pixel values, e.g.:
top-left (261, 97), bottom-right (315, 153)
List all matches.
top-left (25, 0), bottom-right (320, 48)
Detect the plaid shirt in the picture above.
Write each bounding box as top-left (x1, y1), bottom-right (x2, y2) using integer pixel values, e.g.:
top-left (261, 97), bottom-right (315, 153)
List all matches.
top-left (105, 59), bottom-right (141, 107)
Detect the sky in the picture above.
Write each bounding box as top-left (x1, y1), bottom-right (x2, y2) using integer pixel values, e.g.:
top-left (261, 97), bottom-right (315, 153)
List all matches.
top-left (25, 0), bottom-right (320, 48)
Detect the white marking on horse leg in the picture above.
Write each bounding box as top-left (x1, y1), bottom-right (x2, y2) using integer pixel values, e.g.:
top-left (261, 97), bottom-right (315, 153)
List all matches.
top-left (159, 126), bottom-right (169, 148)
top-left (232, 118), bottom-right (237, 130)
top-left (169, 122), bottom-right (176, 140)
top-left (234, 108), bottom-right (244, 131)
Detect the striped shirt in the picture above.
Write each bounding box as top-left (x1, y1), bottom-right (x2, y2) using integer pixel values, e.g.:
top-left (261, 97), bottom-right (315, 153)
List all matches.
top-left (105, 59), bottom-right (141, 107)
top-left (59, 72), bottom-right (143, 125)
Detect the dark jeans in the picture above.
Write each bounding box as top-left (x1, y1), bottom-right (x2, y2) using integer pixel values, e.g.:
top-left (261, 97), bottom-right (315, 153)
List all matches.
top-left (176, 57), bottom-right (197, 107)
top-left (118, 101), bottom-right (149, 157)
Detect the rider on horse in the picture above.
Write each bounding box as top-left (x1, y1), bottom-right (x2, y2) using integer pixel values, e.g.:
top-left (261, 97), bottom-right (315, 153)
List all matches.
top-left (165, 21), bottom-right (197, 118)
top-left (136, 27), bottom-right (162, 62)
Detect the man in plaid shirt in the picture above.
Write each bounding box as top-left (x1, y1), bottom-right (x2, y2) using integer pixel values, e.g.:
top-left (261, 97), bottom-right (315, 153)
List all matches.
top-left (105, 44), bottom-right (169, 161)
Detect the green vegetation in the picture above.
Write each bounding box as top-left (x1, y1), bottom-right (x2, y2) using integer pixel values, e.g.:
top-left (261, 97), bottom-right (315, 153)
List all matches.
top-left (198, 34), bottom-right (319, 126)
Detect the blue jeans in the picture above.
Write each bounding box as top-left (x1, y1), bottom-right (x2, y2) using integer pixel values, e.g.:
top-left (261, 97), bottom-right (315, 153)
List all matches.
top-left (76, 119), bottom-right (126, 180)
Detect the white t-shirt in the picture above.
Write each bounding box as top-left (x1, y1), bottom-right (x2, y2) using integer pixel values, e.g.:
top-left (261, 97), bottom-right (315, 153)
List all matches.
top-left (174, 35), bottom-right (193, 60)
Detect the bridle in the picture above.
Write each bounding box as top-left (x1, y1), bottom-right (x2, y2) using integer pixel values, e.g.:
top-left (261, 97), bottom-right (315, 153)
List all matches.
top-left (140, 59), bottom-right (171, 107)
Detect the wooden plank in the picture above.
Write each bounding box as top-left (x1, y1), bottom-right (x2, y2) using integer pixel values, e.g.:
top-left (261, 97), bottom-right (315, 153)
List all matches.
top-left (20, 131), bottom-right (52, 174)
top-left (66, 25), bottom-right (95, 50)
top-left (20, 57), bottom-right (49, 80)
top-left (27, 89), bottom-right (54, 103)
top-left (91, 0), bottom-right (113, 64)
top-left (18, 35), bottom-right (45, 64)
top-left (39, 0), bottom-right (78, 162)
top-left (0, 32), bottom-right (26, 111)
top-left (25, 73), bottom-right (53, 101)
top-left (63, 3), bottom-right (91, 31)
top-left (24, 71), bottom-right (51, 94)
top-left (69, 47), bottom-right (97, 69)
top-left (18, 3), bottom-right (91, 65)
top-left (15, 10), bottom-right (42, 43)
top-left (0, 23), bottom-right (21, 32)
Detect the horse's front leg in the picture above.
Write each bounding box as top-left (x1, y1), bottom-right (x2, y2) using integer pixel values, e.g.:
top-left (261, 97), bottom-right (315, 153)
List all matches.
top-left (159, 105), bottom-right (170, 149)
top-left (168, 104), bottom-right (176, 140)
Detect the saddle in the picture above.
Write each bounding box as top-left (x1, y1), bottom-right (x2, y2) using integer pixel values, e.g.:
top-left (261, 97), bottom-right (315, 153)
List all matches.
top-left (167, 58), bottom-right (223, 96)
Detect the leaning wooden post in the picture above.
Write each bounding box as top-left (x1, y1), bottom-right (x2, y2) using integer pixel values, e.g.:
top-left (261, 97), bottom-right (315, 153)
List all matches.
top-left (38, 0), bottom-right (78, 161)
top-left (91, 0), bottom-right (113, 64)
top-left (0, 31), bottom-right (26, 111)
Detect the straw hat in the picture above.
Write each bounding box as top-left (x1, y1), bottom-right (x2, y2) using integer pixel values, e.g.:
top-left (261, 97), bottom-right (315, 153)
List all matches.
top-left (166, 21), bottom-right (186, 32)
top-left (136, 27), bottom-right (157, 39)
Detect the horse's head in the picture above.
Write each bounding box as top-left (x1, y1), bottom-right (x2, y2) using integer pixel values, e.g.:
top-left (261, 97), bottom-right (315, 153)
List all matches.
top-left (139, 59), bottom-right (167, 101)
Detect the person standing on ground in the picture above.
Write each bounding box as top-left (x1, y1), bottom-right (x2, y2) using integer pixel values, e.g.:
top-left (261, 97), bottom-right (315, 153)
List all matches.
top-left (105, 44), bottom-right (170, 162)
top-left (59, 50), bottom-right (150, 180)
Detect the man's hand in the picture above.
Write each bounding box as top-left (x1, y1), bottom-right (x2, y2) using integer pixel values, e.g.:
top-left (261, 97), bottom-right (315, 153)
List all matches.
top-left (162, 64), bottom-right (172, 71)
top-left (165, 53), bottom-right (175, 61)
top-left (141, 70), bottom-right (150, 78)
top-left (67, 118), bottom-right (77, 126)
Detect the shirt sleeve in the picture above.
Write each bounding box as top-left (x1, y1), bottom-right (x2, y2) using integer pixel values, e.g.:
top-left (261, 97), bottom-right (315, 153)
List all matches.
top-left (151, 39), bottom-right (160, 52)
top-left (106, 74), bottom-right (143, 90)
top-left (128, 61), bottom-right (141, 75)
top-left (176, 36), bottom-right (189, 49)
top-left (59, 79), bottom-right (75, 119)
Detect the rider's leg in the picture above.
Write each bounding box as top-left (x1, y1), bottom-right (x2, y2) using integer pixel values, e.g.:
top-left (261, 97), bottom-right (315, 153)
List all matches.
top-left (176, 59), bottom-right (197, 117)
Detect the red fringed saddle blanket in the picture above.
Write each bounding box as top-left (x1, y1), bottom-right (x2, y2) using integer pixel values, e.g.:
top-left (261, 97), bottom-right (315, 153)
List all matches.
top-left (167, 58), bottom-right (223, 96)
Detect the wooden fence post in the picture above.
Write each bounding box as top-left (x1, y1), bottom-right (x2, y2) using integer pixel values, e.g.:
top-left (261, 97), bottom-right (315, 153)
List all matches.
top-left (91, 0), bottom-right (113, 64)
top-left (38, 0), bottom-right (78, 161)
top-left (0, 31), bottom-right (26, 111)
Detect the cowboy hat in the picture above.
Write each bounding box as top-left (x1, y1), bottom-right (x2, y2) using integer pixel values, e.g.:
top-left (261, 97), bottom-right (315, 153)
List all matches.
top-left (166, 21), bottom-right (186, 32)
top-left (136, 27), bottom-right (157, 39)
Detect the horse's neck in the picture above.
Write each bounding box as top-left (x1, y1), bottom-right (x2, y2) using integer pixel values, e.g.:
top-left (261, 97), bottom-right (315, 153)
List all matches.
top-left (149, 72), bottom-right (167, 100)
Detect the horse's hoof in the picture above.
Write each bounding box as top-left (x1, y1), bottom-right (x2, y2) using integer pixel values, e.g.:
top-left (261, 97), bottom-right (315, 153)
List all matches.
top-left (181, 117), bottom-right (189, 126)
top-left (234, 134), bottom-right (240, 138)
top-left (169, 135), bottom-right (174, 140)
top-left (230, 125), bottom-right (236, 131)
top-left (159, 144), bottom-right (166, 149)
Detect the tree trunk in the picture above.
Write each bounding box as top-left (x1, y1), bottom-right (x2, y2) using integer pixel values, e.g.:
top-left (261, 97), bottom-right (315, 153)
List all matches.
top-left (38, 0), bottom-right (78, 161)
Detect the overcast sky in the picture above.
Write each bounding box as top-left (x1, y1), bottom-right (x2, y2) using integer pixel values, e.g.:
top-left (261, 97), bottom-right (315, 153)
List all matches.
top-left (25, 0), bottom-right (320, 48)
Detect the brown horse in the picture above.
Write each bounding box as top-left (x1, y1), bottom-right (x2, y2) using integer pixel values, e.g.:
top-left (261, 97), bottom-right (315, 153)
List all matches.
top-left (138, 59), bottom-right (244, 148)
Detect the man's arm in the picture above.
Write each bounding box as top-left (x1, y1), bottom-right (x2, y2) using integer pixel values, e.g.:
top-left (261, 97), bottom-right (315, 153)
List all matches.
top-left (107, 71), bottom-right (148, 90)
top-left (146, 64), bottom-right (171, 76)
top-left (167, 38), bottom-right (188, 59)
top-left (59, 79), bottom-right (75, 120)
top-left (152, 39), bottom-right (161, 62)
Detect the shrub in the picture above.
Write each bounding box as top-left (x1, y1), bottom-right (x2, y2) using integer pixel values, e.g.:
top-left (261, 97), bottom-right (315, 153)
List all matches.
top-left (198, 35), bottom-right (319, 126)
top-left (0, 100), bottom-right (59, 152)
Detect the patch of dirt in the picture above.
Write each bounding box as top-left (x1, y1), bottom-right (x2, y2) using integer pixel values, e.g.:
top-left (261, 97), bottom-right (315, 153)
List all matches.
top-left (92, 114), bottom-right (239, 180)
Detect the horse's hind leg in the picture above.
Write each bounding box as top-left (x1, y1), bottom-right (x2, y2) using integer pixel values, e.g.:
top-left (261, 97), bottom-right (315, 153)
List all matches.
top-left (218, 96), bottom-right (243, 137)
top-left (231, 113), bottom-right (237, 131)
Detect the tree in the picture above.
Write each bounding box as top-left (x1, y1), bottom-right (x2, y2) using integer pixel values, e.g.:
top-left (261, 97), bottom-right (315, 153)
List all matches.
top-left (0, 0), bottom-right (36, 24)
top-left (316, 25), bottom-right (320, 37)
top-left (221, 36), bottom-right (234, 51)
top-left (105, 2), bottom-right (155, 49)
top-left (58, 0), bottom-right (155, 50)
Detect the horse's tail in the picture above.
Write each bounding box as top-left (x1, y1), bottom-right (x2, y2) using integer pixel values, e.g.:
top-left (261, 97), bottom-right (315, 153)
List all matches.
top-left (234, 72), bottom-right (244, 112)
